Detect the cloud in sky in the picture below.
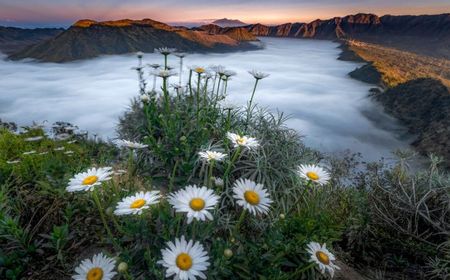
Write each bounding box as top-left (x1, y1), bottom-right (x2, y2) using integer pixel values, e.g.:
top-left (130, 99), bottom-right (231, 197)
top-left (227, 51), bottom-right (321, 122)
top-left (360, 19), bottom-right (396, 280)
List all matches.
top-left (0, 0), bottom-right (449, 27)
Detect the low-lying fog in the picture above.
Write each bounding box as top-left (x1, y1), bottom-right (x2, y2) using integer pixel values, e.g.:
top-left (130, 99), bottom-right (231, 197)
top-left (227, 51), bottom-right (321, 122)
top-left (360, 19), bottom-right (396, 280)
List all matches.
top-left (0, 37), bottom-right (411, 162)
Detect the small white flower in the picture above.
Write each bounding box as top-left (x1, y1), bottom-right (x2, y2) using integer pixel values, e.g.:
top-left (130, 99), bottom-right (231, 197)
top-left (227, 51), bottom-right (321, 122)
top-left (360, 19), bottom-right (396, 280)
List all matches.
top-left (213, 177), bottom-right (224, 187)
top-left (226, 132), bottom-right (259, 149)
top-left (168, 185), bottom-right (219, 224)
top-left (248, 70), bottom-right (269, 80)
top-left (113, 169), bottom-right (127, 176)
top-left (24, 136), bottom-right (44, 142)
top-left (198, 150), bottom-right (227, 162)
top-left (306, 242), bottom-right (340, 278)
top-left (55, 133), bottom-right (71, 141)
top-left (297, 164), bottom-right (331, 185)
top-left (174, 52), bottom-right (187, 58)
top-left (158, 236), bottom-right (210, 280)
top-left (114, 191), bottom-right (161, 216)
top-left (54, 147), bottom-right (65, 151)
top-left (140, 94), bottom-right (150, 103)
top-left (232, 178), bottom-right (272, 216)
top-left (136, 51), bottom-right (144, 58)
top-left (155, 47), bottom-right (177, 55)
top-left (23, 150), bottom-right (36, 155)
top-left (209, 65), bottom-right (225, 75)
top-left (189, 65), bottom-right (206, 74)
top-left (222, 70), bottom-right (236, 78)
top-left (64, 151), bottom-right (74, 155)
top-left (115, 139), bottom-right (148, 149)
top-left (148, 63), bottom-right (161, 69)
top-left (67, 140), bottom-right (77, 144)
top-left (38, 151), bottom-right (49, 155)
top-left (72, 252), bottom-right (117, 280)
top-left (66, 167), bottom-right (113, 192)
top-left (154, 69), bottom-right (177, 78)
top-left (6, 160), bottom-right (20, 164)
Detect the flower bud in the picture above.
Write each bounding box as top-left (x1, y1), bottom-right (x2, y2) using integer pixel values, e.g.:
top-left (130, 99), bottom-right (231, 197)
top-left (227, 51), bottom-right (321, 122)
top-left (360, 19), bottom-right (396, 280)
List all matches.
top-left (118, 262), bottom-right (128, 273)
top-left (224, 249), bottom-right (233, 258)
top-left (279, 213), bottom-right (286, 220)
top-left (105, 207), bottom-right (114, 216)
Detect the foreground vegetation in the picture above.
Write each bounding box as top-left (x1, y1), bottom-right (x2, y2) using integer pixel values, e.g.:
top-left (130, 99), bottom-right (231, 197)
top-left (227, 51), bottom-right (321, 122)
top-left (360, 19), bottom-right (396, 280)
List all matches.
top-left (0, 50), bottom-right (449, 279)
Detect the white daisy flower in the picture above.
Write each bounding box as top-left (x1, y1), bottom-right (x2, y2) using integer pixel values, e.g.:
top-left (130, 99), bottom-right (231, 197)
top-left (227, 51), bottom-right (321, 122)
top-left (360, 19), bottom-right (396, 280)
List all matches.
top-left (65, 151), bottom-right (74, 155)
top-left (67, 140), bottom-right (77, 144)
top-left (190, 66), bottom-right (206, 74)
top-left (174, 52), bottom-right (186, 58)
top-left (38, 151), bottom-right (49, 155)
top-left (154, 69), bottom-right (177, 78)
top-left (115, 139), bottom-right (148, 149)
top-left (168, 185), bottom-right (219, 224)
top-left (23, 150), bottom-right (36, 155)
top-left (24, 136), bottom-right (44, 142)
top-left (136, 51), bottom-right (144, 58)
top-left (222, 70), bottom-right (236, 78)
top-left (306, 242), bottom-right (340, 278)
top-left (114, 191), bottom-right (161, 216)
top-left (226, 132), bottom-right (259, 150)
top-left (66, 167), bottom-right (113, 192)
top-left (113, 169), bottom-right (127, 176)
top-left (54, 147), bottom-right (65, 151)
top-left (148, 63), bottom-right (161, 69)
top-left (232, 178), bottom-right (272, 216)
top-left (55, 133), bottom-right (71, 141)
top-left (198, 151), bottom-right (227, 163)
top-left (72, 252), bottom-right (117, 280)
top-left (140, 94), bottom-right (150, 103)
top-left (248, 70), bottom-right (269, 80)
top-left (298, 164), bottom-right (331, 185)
top-left (158, 236), bottom-right (210, 280)
top-left (156, 47), bottom-right (176, 55)
top-left (6, 160), bottom-right (20, 164)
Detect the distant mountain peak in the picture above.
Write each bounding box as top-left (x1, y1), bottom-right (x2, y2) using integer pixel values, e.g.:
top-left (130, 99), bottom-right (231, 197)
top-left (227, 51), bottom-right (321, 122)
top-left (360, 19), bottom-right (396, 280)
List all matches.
top-left (211, 18), bottom-right (247, 27)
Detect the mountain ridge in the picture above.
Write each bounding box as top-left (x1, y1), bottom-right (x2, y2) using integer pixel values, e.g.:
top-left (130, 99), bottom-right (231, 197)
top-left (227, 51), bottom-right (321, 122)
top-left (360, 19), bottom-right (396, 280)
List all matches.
top-left (8, 18), bottom-right (259, 62)
top-left (244, 13), bottom-right (450, 58)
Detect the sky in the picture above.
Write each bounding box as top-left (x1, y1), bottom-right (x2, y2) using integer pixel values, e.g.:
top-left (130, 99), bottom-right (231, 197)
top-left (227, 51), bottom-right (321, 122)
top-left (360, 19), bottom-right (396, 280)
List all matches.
top-left (0, 0), bottom-right (449, 28)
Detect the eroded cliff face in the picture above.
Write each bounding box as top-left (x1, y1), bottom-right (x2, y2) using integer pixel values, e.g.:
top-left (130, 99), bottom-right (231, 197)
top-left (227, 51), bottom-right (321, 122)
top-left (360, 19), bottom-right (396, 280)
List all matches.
top-left (245, 13), bottom-right (450, 58)
top-left (376, 78), bottom-right (450, 166)
top-left (197, 24), bottom-right (257, 41)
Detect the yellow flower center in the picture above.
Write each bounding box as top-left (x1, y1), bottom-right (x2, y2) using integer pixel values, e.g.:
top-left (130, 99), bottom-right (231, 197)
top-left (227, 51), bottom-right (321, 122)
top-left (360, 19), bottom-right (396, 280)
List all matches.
top-left (130, 199), bottom-right (146, 209)
top-left (176, 253), bottom-right (193, 271)
top-left (195, 67), bottom-right (205, 73)
top-left (82, 175), bottom-right (99, 185)
top-left (189, 198), bottom-right (206, 211)
top-left (244, 190), bottom-right (260, 205)
top-left (316, 251), bottom-right (330, 265)
top-left (236, 136), bottom-right (247, 145)
top-left (306, 171), bottom-right (319, 181)
top-left (86, 267), bottom-right (103, 280)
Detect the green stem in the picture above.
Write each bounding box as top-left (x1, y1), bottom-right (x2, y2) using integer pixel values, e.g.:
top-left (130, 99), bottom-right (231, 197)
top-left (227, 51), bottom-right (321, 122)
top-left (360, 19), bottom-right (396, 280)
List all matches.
top-left (224, 147), bottom-right (241, 183)
top-left (196, 73), bottom-right (201, 120)
top-left (246, 79), bottom-right (259, 128)
top-left (163, 77), bottom-right (170, 114)
top-left (164, 55), bottom-right (168, 70)
top-left (234, 210), bottom-right (246, 235)
top-left (169, 160), bottom-right (179, 192)
top-left (206, 160), bottom-right (215, 187)
top-left (92, 189), bottom-right (120, 249)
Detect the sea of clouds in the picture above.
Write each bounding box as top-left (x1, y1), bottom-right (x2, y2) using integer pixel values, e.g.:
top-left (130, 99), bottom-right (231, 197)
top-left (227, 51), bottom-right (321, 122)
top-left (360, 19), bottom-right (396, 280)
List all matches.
top-left (0, 37), bottom-right (411, 162)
